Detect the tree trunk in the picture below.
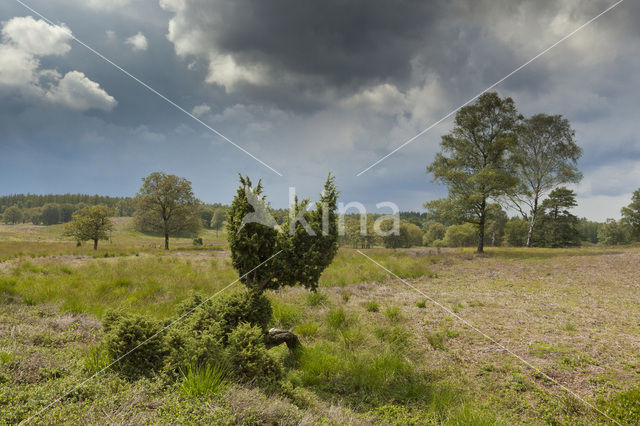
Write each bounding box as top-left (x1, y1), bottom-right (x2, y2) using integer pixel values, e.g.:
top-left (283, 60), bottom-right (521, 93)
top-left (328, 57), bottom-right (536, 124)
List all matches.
top-left (477, 201), bottom-right (486, 253)
top-left (93, 239), bottom-right (98, 250)
top-left (164, 233), bottom-right (169, 250)
top-left (265, 328), bottom-right (301, 350)
top-left (526, 196), bottom-right (539, 248)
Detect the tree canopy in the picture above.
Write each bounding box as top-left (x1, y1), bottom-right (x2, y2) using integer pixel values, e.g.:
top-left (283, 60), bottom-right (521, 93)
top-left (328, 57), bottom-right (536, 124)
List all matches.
top-left (134, 172), bottom-right (201, 250)
top-left (621, 188), bottom-right (640, 241)
top-left (509, 114), bottom-right (582, 247)
top-left (227, 174), bottom-right (339, 294)
top-left (427, 92), bottom-right (519, 253)
top-left (64, 205), bottom-right (114, 250)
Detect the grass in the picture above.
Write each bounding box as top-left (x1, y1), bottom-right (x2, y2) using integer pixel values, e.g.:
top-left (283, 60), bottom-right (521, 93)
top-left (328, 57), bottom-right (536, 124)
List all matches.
top-left (1, 222), bottom-right (640, 424)
top-left (180, 364), bottom-right (229, 398)
top-left (82, 345), bottom-right (110, 374)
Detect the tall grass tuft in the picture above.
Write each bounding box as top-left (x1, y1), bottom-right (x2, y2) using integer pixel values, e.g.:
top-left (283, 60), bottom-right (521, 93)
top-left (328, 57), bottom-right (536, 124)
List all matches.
top-left (180, 364), bottom-right (229, 398)
top-left (82, 345), bottom-right (110, 374)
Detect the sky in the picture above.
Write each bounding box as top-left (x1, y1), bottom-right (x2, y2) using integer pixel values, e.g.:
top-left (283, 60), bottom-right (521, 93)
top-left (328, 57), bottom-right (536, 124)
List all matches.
top-left (0, 0), bottom-right (638, 221)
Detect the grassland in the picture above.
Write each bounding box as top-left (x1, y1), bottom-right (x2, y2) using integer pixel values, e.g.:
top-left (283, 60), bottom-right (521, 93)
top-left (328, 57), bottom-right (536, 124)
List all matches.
top-left (0, 220), bottom-right (639, 424)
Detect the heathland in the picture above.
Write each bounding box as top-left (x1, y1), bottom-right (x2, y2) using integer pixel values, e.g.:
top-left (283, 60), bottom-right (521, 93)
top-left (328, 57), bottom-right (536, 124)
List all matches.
top-left (0, 219), bottom-right (639, 425)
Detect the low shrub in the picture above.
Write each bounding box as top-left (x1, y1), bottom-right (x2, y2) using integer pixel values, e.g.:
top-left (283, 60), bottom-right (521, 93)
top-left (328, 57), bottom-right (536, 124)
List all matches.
top-left (104, 313), bottom-right (165, 379)
top-left (226, 322), bottom-right (282, 385)
top-left (187, 291), bottom-right (272, 342)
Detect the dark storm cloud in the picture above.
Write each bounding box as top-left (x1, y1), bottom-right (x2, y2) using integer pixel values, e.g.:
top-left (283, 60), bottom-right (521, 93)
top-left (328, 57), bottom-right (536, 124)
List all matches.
top-left (0, 0), bottom-right (639, 221)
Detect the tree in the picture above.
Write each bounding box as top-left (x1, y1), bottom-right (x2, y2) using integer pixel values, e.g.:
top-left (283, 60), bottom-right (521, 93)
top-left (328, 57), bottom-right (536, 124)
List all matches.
top-left (427, 92), bottom-right (519, 253)
top-left (621, 189), bottom-right (640, 241)
top-left (443, 223), bottom-right (477, 247)
top-left (210, 208), bottom-right (225, 236)
top-left (134, 172), bottom-right (201, 250)
top-left (64, 205), bottom-right (114, 249)
top-left (505, 219), bottom-right (529, 246)
top-left (198, 206), bottom-right (215, 229)
top-left (508, 114), bottom-right (582, 247)
top-left (485, 203), bottom-right (507, 246)
top-left (227, 174), bottom-right (339, 293)
top-left (2, 206), bottom-right (22, 224)
top-left (533, 187), bottom-right (580, 247)
top-left (597, 219), bottom-right (630, 246)
top-left (41, 203), bottom-right (61, 225)
top-left (422, 221), bottom-right (446, 246)
top-left (226, 174), bottom-right (339, 349)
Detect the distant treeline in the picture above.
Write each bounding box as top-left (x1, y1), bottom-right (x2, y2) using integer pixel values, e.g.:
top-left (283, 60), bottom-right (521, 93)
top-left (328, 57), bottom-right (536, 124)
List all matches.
top-left (0, 193), bottom-right (228, 229)
top-left (339, 197), bottom-right (638, 249)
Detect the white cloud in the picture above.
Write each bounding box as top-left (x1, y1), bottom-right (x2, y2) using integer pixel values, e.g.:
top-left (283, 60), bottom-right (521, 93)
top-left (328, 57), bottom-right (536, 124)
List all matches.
top-left (125, 32), bottom-right (148, 51)
top-left (46, 71), bottom-right (117, 111)
top-left (0, 44), bottom-right (40, 87)
top-left (0, 16), bottom-right (117, 112)
top-left (1, 16), bottom-right (71, 56)
top-left (191, 103), bottom-right (211, 117)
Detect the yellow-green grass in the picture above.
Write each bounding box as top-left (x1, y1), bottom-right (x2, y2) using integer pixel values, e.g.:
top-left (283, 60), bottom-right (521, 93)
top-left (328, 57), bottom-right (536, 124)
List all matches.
top-left (1, 224), bottom-right (639, 424)
top-left (1, 256), bottom-right (237, 318)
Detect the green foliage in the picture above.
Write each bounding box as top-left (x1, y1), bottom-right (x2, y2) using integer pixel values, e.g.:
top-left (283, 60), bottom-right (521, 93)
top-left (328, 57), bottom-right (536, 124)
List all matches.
top-left (621, 188), bottom-right (640, 241)
top-left (163, 324), bottom-right (226, 377)
top-left (443, 223), bottom-right (477, 247)
top-left (227, 174), bottom-right (339, 293)
top-left (533, 187), bottom-right (580, 247)
top-left (134, 172), bottom-right (201, 249)
top-left (2, 206), bottom-right (23, 224)
top-left (404, 223), bottom-right (423, 247)
top-left (577, 218), bottom-right (600, 244)
top-left (423, 221), bottom-right (446, 246)
top-left (484, 203), bottom-right (507, 246)
top-left (210, 208), bottom-right (225, 234)
top-left (509, 113), bottom-right (582, 247)
top-left (226, 322), bottom-right (282, 384)
top-left (189, 291), bottom-right (273, 340)
top-left (597, 218), bottom-right (630, 246)
top-left (41, 203), bottom-right (61, 225)
top-left (63, 205), bottom-right (114, 250)
top-left (427, 92), bottom-right (519, 253)
top-left (104, 312), bottom-right (166, 379)
top-left (180, 364), bottom-right (229, 398)
top-left (505, 219), bottom-right (529, 246)
top-left (380, 221), bottom-right (422, 248)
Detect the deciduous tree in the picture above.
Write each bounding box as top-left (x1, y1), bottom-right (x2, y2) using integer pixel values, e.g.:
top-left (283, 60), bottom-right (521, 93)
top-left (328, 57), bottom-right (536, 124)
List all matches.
top-left (64, 205), bottom-right (113, 249)
top-left (427, 92), bottom-right (519, 253)
top-left (508, 114), bottom-right (582, 247)
top-left (2, 206), bottom-right (22, 224)
top-left (134, 172), bottom-right (201, 250)
top-left (621, 188), bottom-right (640, 241)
